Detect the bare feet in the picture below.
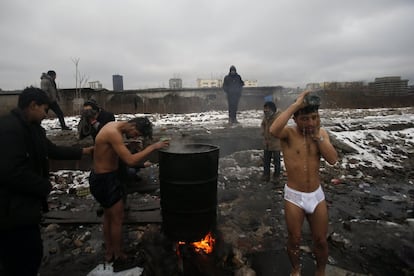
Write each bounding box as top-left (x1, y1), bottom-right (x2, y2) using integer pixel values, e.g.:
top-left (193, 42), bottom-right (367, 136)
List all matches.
top-left (290, 267), bottom-right (301, 276)
top-left (113, 255), bottom-right (137, 272)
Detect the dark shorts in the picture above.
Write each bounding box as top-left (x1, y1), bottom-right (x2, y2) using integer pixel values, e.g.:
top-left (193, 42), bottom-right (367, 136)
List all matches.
top-left (89, 171), bottom-right (124, 208)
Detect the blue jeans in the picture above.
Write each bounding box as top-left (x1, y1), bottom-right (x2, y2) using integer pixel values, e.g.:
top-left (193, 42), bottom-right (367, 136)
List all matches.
top-left (263, 150), bottom-right (281, 177)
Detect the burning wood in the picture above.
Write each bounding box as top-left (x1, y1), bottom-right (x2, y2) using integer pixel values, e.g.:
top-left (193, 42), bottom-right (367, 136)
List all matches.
top-left (179, 232), bottom-right (215, 254)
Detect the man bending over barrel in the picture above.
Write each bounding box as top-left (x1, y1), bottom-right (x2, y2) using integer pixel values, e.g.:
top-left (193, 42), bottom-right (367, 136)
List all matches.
top-left (89, 117), bottom-right (169, 272)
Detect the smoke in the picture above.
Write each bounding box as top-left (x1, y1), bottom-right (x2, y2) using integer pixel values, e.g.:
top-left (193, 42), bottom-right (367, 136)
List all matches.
top-left (162, 140), bottom-right (218, 154)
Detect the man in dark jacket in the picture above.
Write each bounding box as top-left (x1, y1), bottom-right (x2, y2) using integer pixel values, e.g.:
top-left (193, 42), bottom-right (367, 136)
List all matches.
top-left (40, 70), bottom-right (70, 130)
top-left (78, 99), bottom-right (115, 141)
top-left (0, 87), bottom-right (94, 276)
top-left (223, 65), bottom-right (244, 124)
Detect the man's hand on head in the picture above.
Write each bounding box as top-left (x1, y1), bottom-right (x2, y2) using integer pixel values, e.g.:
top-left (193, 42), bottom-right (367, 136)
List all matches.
top-left (294, 90), bottom-right (311, 109)
top-left (81, 109), bottom-right (98, 123)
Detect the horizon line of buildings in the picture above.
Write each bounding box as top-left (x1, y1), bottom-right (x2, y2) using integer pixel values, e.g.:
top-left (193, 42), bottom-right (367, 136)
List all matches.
top-left (1, 75), bottom-right (412, 96)
top-left (305, 76), bottom-right (412, 96)
top-left (94, 74), bottom-right (412, 94)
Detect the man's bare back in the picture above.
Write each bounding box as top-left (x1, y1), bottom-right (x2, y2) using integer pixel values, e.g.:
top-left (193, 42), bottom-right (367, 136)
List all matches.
top-left (93, 121), bottom-right (124, 173)
top-left (93, 121), bottom-right (169, 174)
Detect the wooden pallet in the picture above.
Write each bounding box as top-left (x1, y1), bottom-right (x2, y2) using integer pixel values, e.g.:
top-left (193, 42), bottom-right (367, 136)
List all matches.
top-left (42, 199), bottom-right (161, 224)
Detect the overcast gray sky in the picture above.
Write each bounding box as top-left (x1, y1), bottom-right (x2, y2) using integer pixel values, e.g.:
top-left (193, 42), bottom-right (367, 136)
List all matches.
top-left (1, 0), bottom-right (413, 90)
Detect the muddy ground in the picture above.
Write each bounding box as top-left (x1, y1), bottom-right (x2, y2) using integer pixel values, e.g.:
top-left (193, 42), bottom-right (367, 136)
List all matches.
top-left (29, 118), bottom-right (414, 276)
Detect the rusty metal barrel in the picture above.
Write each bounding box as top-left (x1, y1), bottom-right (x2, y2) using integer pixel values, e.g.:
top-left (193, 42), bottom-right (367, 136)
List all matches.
top-left (159, 143), bottom-right (219, 242)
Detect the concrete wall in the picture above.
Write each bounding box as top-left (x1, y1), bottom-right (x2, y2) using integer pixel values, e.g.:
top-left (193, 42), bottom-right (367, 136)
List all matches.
top-left (0, 94), bottom-right (19, 114)
top-left (1, 86), bottom-right (413, 116)
top-left (0, 86), bottom-right (283, 116)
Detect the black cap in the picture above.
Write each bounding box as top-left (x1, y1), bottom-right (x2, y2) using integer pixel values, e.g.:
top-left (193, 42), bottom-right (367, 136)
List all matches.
top-left (84, 99), bottom-right (100, 111)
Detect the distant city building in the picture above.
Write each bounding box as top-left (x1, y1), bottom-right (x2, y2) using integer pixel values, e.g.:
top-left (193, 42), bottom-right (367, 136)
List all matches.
top-left (307, 81), bottom-right (364, 90)
top-left (88, 81), bottom-right (103, 90)
top-left (196, 78), bottom-right (257, 88)
top-left (369, 76), bottom-right (408, 95)
top-left (197, 79), bottom-right (223, 88)
top-left (169, 78), bottom-right (182, 89)
top-left (112, 74), bottom-right (124, 91)
top-left (244, 80), bottom-right (258, 87)
top-left (306, 83), bottom-right (322, 90)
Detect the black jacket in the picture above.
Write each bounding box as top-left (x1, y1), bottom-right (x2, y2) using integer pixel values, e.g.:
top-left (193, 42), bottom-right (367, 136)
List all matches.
top-left (78, 109), bottom-right (115, 141)
top-left (0, 109), bottom-right (82, 229)
top-left (223, 73), bottom-right (244, 96)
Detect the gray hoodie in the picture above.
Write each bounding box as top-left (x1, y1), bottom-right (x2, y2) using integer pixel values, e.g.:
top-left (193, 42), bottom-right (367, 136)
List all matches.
top-left (40, 73), bottom-right (58, 102)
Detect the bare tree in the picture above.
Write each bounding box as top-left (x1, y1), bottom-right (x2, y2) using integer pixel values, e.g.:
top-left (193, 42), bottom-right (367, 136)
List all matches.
top-left (71, 57), bottom-right (80, 98)
top-left (71, 57), bottom-right (90, 114)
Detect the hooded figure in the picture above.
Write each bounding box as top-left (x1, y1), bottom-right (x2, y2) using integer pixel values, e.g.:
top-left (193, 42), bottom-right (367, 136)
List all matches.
top-left (40, 70), bottom-right (70, 130)
top-left (222, 65), bottom-right (244, 124)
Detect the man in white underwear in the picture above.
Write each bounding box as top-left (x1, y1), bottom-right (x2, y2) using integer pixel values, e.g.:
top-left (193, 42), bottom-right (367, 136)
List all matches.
top-left (270, 90), bottom-right (338, 276)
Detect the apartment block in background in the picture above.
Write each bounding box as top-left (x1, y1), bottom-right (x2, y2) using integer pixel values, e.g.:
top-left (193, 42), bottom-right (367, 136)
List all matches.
top-left (112, 74), bottom-right (124, 91)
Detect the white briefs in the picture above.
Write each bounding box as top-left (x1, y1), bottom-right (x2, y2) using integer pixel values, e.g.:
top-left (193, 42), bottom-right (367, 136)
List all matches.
top-left (284, 184), bottom-right (325, 214)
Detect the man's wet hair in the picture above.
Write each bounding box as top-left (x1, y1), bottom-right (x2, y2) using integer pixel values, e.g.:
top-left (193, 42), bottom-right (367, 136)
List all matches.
top-left (294, 105), bottom-right (320, 117)
top-left (264, 101), bottom-right (277, 112)
top-left (294, 94), bottom-right (321, 117)
top-left (18, 86), bottom-right (50, 109)
top-left (129, 117), bottom-right (153, 139)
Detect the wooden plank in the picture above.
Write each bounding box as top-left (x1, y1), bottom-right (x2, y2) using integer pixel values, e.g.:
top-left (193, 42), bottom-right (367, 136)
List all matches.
top-left (126, 183), bottom-right (160, 194)
top-left (126, 199), bottom-right (160, 211)
top-left (124, 210), bottom-right (162, 223)
top-left (42, 210), bottom-right (162, 224)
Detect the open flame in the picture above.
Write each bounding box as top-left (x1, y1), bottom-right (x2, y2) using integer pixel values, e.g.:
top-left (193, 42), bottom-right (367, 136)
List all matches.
top-left (178, 232), bottom-right (215, 254)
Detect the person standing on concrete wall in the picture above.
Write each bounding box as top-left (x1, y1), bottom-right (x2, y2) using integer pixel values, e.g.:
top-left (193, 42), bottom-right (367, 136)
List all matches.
top-left (223, 65), bottom-right (244, 124)
top-left (40, 70), bottom-right (71, 130)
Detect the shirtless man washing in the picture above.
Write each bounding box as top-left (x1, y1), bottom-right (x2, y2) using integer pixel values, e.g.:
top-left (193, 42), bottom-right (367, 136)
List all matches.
top-left (89, 117), bottom-right (169, 272)
top-left (270, 90), bottom-right (337, 276)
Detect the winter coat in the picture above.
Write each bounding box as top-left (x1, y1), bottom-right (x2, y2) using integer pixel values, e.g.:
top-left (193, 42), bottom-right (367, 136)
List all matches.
top-left (78, 109), bottom-right (115, 141)
top-left (223, 69), bottom-right (244, 97)
top-left (40, 73), bottom-right (59, 102)
top-left (261, 111), bottom-right (282, 151)
top-left (0, 109), bottom-right (82, 229)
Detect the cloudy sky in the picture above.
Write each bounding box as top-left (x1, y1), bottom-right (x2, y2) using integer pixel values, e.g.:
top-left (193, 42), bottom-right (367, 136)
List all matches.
top-left (1, 0), bottom-right (413, 91)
